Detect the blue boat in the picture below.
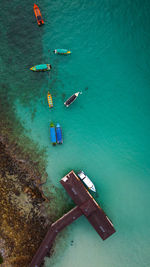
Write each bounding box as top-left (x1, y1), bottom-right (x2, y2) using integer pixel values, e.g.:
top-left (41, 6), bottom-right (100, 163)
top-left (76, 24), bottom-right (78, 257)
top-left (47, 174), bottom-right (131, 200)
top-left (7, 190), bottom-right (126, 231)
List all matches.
top-left (54, 49), bottom-right (72, 55)
top-left (50, 122), bottom-right (56, 145)
top-left (56, 123), bottom-right (63, 144)
top-left (30, 64), bottom-right (52, 71)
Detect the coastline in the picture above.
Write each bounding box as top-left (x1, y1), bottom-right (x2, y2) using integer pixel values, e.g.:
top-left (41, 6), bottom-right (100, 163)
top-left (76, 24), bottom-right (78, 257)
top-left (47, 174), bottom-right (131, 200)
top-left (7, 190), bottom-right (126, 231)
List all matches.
top-left (0, 0), bottom-right (72, 261)
top-left (0, 135), bottom-right (50, 266)
top-left (0, 2), bottom-right (51, 262)
top-left (0, 108), bottom-right (72, 266)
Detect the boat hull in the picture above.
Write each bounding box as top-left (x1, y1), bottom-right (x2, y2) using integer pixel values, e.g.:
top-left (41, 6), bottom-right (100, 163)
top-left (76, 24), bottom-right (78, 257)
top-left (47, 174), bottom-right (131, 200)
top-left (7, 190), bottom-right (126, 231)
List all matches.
top-left (47, 92), bottom-right (53, 108)
top-left (56, 124), bottom-right (63, 144)
top-left (50, 123), bottom-right (56, 145)
top-left (54, 49), bottom-right (72, 55)
top-left (78, 171), bottom-right (96, 192)
top-left (64, 92), bottom-right (80, 107)
top-left (33, 4), bottom-right (44, 26)
top-left (30, 64), bottom-right (51, 72)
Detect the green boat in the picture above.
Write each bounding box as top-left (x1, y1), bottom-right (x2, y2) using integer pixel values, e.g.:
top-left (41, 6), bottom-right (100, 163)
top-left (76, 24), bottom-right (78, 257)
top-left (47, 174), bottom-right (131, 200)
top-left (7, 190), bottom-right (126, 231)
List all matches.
top-left (30, 64), bottom-right (52, 71)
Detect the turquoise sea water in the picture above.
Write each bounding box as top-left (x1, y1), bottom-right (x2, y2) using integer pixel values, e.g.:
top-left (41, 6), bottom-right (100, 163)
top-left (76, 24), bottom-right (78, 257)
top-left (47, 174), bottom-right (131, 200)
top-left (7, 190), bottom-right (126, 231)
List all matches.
top-left (1, 0), bottom-right (150, 266)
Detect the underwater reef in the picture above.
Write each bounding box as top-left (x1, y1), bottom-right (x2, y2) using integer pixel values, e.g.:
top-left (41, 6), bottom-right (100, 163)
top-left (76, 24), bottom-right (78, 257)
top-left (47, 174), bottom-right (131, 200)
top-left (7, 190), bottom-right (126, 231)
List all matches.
top-left (0, 103), bottom-right (71, 267)
top-left (0, 133), bottom-right (71, 267)
top-left (0, 136), bottom-right (50, 266)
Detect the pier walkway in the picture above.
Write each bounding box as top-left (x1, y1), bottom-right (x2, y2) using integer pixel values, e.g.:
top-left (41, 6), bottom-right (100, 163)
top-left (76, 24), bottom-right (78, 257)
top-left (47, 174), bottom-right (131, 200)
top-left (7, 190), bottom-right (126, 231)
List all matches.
top-left (29, 171), bottom-right (115, 267)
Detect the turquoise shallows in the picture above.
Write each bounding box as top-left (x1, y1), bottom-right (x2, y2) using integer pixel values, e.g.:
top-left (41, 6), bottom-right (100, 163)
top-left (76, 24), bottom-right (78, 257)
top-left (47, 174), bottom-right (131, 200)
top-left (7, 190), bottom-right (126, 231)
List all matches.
top-left (1, 0), bottom-right (150, 267)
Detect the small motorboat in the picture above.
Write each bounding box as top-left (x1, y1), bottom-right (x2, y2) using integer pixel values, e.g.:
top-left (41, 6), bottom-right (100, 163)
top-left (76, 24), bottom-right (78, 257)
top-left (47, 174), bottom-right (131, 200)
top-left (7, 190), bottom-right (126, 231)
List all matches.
top-left (47, 92), bottom-right (53, 108)
top-left (33, 4), bottom-right (44, 26)
top-left (50, 122), bottom-right (56, 145)
top-left (56, 123), bottom-right (63, 144)
top-left (30, 64), bottom-right (52, 71)
top-left (64, 92), bottom-right (81, 107)
top-left (54, 49), bottom-right (72, 55)
top-left (78, 171), bottom-right (96, 192)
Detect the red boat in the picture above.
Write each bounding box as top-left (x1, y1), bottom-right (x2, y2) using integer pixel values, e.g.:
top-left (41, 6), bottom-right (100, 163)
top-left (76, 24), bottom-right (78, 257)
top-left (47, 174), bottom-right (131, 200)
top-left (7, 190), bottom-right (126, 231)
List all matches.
top-left (33, 4), bottom-right (44, 26)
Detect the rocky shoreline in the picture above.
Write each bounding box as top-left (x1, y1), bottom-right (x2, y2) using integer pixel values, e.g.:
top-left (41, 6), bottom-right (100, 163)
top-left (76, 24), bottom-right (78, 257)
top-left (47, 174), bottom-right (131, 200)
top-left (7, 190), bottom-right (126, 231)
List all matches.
top-left (0, 136), bottom-right (53, 267)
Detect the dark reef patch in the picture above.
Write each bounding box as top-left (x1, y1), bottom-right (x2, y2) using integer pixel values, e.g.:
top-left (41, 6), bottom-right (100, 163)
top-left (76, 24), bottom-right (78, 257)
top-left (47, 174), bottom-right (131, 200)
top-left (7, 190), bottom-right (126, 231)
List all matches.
top-left (0, 254), bottom-right (3, 264)
top-left (0, 138), bottom-right (49, 266)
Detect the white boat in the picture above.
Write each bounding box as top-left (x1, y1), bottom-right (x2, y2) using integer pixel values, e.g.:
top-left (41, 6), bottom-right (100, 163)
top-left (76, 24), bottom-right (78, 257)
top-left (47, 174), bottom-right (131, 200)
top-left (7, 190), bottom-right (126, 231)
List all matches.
top-left (77, 171), bottom-right (96, 192)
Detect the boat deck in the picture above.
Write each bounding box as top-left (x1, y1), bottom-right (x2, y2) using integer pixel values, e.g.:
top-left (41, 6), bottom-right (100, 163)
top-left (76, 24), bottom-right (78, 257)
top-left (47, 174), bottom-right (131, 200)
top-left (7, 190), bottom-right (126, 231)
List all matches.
top-left (29, 170), bottom-right (115, 267)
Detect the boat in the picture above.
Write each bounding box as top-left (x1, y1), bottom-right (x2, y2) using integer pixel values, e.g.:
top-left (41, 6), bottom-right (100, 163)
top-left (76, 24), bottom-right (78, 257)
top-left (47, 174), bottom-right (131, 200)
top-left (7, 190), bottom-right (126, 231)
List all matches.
top-left (54, 49), bottom-right (72, 55)
top-left (64, 92), bottom-right (81, 107)
top-left (50, 122), bottom-right (56, 145)
top-left (47, 92), bottom-right (53, 108)
top-left (30, 64), bottom-right (52, 71)
top-left (77, 171), bottom-right (96, 192)
top-left (56, 123), bottom-right (63, 144)
top-left (33, 4), bottom-right (44, 26)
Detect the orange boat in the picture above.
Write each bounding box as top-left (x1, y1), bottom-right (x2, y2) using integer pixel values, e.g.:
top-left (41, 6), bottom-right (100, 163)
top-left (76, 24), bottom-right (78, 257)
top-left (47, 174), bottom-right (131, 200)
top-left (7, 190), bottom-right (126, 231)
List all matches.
top-left (33, 4), bottom-right (44, 26)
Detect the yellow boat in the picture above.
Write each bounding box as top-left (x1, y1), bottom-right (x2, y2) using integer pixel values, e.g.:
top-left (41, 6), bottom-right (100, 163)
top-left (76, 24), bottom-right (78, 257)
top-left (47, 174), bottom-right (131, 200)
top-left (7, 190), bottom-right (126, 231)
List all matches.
top-left (47, 91), bottom-right (53, 108)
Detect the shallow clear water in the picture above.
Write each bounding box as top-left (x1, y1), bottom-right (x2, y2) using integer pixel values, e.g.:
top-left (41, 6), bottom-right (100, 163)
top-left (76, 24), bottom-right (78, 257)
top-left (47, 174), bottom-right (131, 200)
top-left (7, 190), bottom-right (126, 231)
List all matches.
top-left (1, 0), bottom-right (150, 266)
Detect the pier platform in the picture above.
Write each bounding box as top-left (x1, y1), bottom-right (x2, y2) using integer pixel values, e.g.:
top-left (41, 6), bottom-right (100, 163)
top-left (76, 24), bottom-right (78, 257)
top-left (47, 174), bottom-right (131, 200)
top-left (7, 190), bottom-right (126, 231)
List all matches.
top-left (61, 171), bottom-right (115, 240)
top-left (29, 170), bottom-right (115, 267)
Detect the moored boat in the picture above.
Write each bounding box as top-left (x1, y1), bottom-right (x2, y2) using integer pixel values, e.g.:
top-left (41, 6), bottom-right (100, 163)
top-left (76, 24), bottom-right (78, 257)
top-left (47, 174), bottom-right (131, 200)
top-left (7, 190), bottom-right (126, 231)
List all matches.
top-left (56, 123), bottom-right (63, 144)
top-left (30, 64), bottom-right (52, 71)
top-left (33, 4), bottom-right (44, 26)
top-left (50, 122), bottom-right (56, 145)
top-left (64, 92), bottom-right (81, 107)
top-left (54, 49), bottom-right (72, 55)
top-left (47, 92), bottom-right (53, 108)
top-left (77, 171), bottom-right (96, 192)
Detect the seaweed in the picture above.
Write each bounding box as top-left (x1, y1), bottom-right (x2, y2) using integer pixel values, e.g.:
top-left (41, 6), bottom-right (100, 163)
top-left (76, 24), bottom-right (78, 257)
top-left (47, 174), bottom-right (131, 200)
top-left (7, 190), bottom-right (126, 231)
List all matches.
top-left (0, 254), bottom-right (3, 264)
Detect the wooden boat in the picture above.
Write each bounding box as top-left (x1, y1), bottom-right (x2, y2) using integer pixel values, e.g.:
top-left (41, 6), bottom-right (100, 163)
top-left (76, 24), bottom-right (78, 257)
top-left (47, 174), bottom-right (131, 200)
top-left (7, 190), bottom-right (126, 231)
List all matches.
top-left (30, 64), bottom-right (52, 71)
top-left (64, 92), bottom-right (81, 107)
top-left (47, 92), bottom-right (53, 108)
top-left (54, 49), bottom-right (72, 55)
top-left (33, 4), bottom-right (44, 26)
top-left (50, 122), bottom-right (56, 146)
top-left (56, 123), bottom-right (63, 144)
